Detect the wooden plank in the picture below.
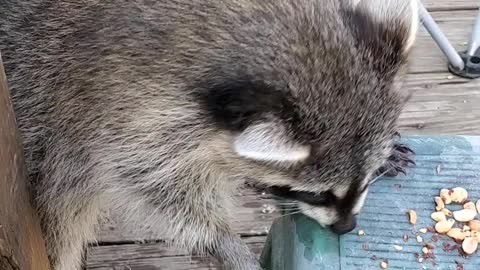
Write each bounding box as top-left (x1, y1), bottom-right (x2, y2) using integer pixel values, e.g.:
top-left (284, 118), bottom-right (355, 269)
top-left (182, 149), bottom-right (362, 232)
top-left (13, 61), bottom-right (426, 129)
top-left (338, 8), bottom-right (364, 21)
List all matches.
top-left (422, 0), bottom-right (479, 11)
top-left (399, 72), bottom-right (480, 135)
top-left (86, 236), bottom-right (266, 270)
top-left (410, 10), bottom-right (478, 74)
top-left (0, 54), bottom-right (51, 269)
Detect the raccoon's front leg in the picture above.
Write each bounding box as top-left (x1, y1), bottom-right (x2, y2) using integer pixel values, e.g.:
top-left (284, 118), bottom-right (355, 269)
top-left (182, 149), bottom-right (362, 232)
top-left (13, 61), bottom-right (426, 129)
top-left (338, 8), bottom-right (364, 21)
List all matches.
top-left (166, 216), bottom-right (261, 270)
top-left (377, 132), bottom-right (415, 177)
top-left (143, 197), bottom-right (262, 269)
top-left (208, 230), bottom-right (263, 270)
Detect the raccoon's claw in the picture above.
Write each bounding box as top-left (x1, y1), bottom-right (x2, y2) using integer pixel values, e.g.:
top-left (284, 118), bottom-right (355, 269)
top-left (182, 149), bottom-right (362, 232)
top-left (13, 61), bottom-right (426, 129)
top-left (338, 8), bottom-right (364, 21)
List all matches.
top-left (376, 143), bottom-right (415, 177)
top-left (394, 144), bottom-right (415, 156)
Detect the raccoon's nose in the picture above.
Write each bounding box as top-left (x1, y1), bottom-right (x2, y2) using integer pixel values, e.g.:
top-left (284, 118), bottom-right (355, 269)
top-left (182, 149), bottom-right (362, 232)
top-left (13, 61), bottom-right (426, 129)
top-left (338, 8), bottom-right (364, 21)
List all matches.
top-left (331, 215), bottom-right (357, 235)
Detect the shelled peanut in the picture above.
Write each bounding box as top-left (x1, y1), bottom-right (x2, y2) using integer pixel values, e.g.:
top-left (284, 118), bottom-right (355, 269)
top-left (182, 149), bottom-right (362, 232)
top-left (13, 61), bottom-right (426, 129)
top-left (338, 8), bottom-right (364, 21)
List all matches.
top-left (430, 187), bottom-right (480, 255)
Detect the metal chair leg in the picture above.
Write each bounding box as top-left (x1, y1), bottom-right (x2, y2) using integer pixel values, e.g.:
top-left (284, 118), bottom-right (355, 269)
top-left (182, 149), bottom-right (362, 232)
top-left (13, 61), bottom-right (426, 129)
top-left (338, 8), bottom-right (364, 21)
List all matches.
top-left (419, 1), bottom-right (480, 78)
top-left (466, 9), bottom-right (480, 57)
top-left (418, 2), bottom-right (465, 71)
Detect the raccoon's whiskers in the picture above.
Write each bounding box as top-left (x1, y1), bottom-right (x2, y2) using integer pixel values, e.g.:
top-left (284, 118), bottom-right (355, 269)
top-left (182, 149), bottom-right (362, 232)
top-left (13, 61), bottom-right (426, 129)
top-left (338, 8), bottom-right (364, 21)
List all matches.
top-left (276, 205), bottom-right (302, 210)
top-left (275, 202), bottom-right (298, 206)
top-left (277, 210), bottom-right (302, 218)
top-left (369, 167), bottom-right (394, 185)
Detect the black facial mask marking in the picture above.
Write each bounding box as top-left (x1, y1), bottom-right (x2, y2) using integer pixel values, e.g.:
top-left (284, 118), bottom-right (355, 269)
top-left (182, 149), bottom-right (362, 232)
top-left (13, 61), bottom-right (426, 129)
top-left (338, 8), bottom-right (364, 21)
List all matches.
top-left (266, 178), bottom-right (364, 213)
top-left (267, 185), bottom-right (337, 206)
top-left (336, 181), bottom-right (361, 215)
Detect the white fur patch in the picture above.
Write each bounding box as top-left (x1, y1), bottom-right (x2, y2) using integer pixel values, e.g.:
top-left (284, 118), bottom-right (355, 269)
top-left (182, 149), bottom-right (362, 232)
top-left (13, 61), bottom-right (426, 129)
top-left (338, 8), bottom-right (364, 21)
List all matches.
top-left (332, 185), bottom-right (349, 199)
top-left (299, 202), bottom-right (338, 226)
top-left (353, 172), bottom-right (373, 214)
top-left (405, 0), bottom-right (420, 52)
top-left (234, 122), bottom-right (310, 162)
top-left (353, 187), bottom-right (369, 214)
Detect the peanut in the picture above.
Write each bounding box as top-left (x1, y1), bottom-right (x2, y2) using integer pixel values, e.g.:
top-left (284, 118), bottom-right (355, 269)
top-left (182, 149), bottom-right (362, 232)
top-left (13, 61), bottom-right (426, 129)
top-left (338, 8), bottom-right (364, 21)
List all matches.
top-left (468, 220), bottom-right (480, 231)
top-left (435, 219), bottom-right (455, 234)
top-left (464, 202), bottom-right (476, 211)
top-left (431, 211), bottom-right (446, 222)
top-left (462, 236), bottom-right (478, 255)
top-left (442, 208), bottom-right (453, 217)
top-left (447, 228), bottom-right (466, 241)
top-left (408, 210), bottom-right (417, 224)
top-left (453, 209), bottom-right (477, 222)
top-left (451, 187), bottom-right (468, 203)
top-left (440, 189), bottom-right (452, 204)
top-left (435, 196), bottom-right (445, 211)
top-left (471, 230), bottom-right (480, 242)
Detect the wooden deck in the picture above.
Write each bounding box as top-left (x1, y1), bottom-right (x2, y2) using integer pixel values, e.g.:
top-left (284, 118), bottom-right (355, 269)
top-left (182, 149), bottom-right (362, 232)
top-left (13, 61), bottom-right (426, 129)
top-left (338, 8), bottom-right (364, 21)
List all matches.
top-left (86, 1), bottom-right (480, 269)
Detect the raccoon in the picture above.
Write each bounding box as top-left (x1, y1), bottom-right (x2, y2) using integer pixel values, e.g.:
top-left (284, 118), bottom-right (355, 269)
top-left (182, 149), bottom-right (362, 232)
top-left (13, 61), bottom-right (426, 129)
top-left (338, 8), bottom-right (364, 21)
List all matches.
top-left (0, 0), bottom-right (417, 269)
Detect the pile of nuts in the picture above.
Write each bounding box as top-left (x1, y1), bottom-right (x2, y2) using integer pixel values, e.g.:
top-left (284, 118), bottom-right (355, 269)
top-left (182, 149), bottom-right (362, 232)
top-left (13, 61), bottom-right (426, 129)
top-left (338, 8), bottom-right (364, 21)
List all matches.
top-left (409, 187), bottom-right (480, 255)
top-left (364, 186), bottom-right (480, 269)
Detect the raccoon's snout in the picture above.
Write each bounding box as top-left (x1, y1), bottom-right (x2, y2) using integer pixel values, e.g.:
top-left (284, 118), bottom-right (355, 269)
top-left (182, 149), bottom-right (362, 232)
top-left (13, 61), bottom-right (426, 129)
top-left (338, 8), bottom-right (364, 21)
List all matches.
top-left (331, 215), bottom-right (357, 235)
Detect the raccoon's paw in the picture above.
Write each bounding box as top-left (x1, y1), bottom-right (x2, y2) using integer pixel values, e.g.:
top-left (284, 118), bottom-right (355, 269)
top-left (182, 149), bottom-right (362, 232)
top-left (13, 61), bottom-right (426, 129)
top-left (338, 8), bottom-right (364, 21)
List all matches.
top-left (377, 141), bottom-right (415, 177)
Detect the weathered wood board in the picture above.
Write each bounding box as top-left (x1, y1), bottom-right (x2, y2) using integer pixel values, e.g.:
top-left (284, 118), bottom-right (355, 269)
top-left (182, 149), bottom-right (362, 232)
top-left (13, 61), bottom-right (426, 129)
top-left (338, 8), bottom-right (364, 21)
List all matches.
top-left (423, 0), bottom-right (479, 11)
top-left (87, 236), bottom-right (266, 270)
top-left (0, 54), bottom-right (51, 269)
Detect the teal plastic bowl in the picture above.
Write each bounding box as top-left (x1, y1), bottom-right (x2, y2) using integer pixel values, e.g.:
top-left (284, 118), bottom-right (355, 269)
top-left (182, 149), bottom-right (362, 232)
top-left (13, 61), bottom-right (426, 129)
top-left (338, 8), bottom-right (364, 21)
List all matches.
top-left (260, 213), bottom-right (340, 270)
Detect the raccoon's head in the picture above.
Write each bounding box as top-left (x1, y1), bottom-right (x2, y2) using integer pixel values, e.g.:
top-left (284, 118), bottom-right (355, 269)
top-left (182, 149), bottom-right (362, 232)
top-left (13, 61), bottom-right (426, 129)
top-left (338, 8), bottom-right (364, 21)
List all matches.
top-left (198, 0), bottom-right (418, 234)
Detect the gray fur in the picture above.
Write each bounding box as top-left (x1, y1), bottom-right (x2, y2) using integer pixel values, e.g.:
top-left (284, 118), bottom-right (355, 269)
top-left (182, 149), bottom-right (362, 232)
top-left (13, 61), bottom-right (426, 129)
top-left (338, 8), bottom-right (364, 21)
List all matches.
top-left (0, 0), bottom-right (417, 269)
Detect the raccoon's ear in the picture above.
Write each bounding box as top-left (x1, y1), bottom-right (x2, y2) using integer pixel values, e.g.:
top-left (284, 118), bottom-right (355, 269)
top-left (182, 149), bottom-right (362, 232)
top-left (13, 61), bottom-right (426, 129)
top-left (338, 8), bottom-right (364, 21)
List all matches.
top-left (200, 77), bottom-right (305, 162)
top-left (348, 0), bottom-right (419, 53)
top-left (233, 122), bottom-right (310, 163)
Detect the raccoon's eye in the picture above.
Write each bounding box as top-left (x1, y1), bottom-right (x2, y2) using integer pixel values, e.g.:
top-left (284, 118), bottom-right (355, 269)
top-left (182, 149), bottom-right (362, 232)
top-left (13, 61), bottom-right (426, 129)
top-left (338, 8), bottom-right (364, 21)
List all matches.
top-left (267, 186), bottom-right (336, 206)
